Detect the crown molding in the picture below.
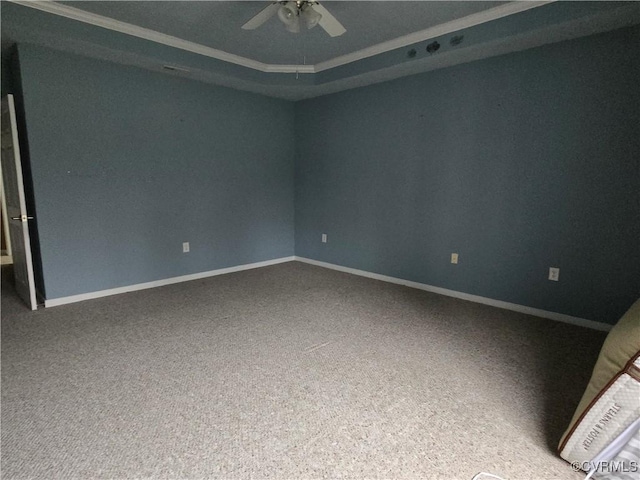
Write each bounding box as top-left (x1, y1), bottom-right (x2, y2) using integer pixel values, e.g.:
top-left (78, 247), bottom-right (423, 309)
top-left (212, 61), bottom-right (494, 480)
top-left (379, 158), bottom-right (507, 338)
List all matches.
top-left (313, 0), bottom-right (555, 73)
top-left (265, 64), bottom-right (314, 74)
top-left (10, 0), bottom-right (553, 75)
top-left (8, 0), bottom-right (312, 73)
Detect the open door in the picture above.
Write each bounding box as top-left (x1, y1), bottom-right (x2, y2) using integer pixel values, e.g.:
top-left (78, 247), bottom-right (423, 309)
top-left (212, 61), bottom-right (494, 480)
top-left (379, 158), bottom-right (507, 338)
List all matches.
top-left (1, 94), bottom-right (37, 310)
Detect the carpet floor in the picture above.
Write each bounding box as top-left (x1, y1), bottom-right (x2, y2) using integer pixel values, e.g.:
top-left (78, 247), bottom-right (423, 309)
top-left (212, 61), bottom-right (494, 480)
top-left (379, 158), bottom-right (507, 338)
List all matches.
top-left (1, 261), bottom-right (607, 479)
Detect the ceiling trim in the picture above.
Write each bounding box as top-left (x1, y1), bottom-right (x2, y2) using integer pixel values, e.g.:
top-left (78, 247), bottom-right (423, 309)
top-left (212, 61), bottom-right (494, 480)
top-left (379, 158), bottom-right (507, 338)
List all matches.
top-left (10, 0), bottom-right (553, 75)
top-left (8, 0), bottom-right (315, 74)
top-left (313, 0), bottom-right (554, 73)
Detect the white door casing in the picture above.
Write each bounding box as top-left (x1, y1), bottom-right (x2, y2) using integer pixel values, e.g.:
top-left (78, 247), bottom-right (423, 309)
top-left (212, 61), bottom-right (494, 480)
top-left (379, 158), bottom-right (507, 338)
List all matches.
top-left (1, 166), bottom-right (12, 257)
top-left (1, 94), bottom-right (37, 310)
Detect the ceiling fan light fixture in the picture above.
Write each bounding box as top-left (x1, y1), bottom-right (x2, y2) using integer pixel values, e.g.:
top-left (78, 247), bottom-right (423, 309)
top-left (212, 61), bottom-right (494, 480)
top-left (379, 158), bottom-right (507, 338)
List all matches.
top-left (301, 4), bottom-right (322, 30)
top-left (278, 2), bottom-right (298, 23)
top-left (242, 0), bottom-right (345, 37)
top-left (278, 2), bottom-right (301, 33)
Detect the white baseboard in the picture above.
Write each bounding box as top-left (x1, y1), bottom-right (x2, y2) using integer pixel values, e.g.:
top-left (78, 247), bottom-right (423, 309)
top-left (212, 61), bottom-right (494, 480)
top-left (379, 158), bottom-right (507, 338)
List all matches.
top-left (294, 256), bottom-right (613, 332)
top-left (42, 254), bottom-right (614, 332)
top-left (44, 256), bottom-right (296, 308)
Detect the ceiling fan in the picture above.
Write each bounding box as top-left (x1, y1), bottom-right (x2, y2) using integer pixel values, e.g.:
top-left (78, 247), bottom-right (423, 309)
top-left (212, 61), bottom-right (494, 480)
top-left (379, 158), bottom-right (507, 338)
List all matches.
top-left (242, 1), bottom-right (346, 37)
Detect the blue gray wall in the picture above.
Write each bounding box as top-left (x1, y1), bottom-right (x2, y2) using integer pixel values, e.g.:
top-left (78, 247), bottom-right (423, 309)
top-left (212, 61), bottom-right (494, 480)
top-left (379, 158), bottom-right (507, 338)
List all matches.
top-left (18, 44), bottom-right (295, 300)
top-left (295, 26), bottom-right (640, 324)
top-left (13, 26), bottom-right (640, 323)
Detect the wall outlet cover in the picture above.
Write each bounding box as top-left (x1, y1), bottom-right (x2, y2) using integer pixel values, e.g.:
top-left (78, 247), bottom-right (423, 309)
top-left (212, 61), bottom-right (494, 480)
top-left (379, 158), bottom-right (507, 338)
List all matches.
top-left (549, 267), bottom-right (559, 281)
top-left (451, 253), bottom-right (459, 264)
top-left (183, 242), bottom-right (190, 253)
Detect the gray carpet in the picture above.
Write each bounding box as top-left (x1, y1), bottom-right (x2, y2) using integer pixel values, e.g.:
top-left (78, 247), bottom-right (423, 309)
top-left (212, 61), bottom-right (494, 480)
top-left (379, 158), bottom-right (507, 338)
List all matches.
top-left (1, 261), bottom-right (607, 479)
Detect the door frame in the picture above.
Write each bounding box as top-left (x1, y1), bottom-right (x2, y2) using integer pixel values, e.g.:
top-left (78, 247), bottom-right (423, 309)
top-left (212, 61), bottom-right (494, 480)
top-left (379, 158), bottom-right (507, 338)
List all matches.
top-left (1, 166), bottom-right (12, 257)
top-left (2, 93), bottom-right (38, 309)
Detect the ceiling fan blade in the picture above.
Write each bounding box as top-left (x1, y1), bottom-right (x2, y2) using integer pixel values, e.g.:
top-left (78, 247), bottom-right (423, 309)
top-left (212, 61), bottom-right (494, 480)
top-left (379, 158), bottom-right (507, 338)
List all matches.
top-left (311, 3), bottom-right (346, 37)
top-left (242, 2), bottom-right (280, 30)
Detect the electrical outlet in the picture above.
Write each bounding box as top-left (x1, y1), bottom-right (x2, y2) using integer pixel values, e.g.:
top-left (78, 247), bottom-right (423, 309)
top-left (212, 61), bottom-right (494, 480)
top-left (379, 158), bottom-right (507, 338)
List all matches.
top-left (182, 242), bottom-right (190, 253)
top-left (549, 267), bottom-right (559, 281)
top-left (451, 253), bottom-right (459, 264)
top-left (322, 234), bottom-right (327, 243)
